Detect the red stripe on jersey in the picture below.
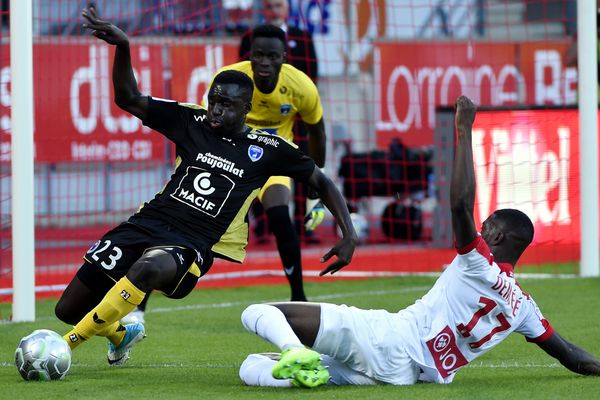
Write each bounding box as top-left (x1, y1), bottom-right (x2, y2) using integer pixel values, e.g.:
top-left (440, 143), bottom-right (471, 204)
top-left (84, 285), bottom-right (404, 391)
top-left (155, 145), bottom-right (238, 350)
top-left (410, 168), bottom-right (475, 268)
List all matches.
top-left (456, 236), bottom-right (494, 265)
top-left (497, 262), bottom-right (515, 278)
top-left (526, 319), bottom-right (555, 343)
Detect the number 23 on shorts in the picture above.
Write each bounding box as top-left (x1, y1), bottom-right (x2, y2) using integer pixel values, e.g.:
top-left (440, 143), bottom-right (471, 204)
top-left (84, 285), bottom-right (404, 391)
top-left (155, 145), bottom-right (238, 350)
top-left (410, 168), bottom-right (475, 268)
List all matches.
top-left (86, 239), bottom-right (123, 270)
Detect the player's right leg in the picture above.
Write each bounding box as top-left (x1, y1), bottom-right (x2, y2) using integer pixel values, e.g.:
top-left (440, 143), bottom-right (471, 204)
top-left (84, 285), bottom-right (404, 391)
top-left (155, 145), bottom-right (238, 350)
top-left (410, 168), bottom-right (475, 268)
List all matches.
top-left (259, 179), bottom-right (307, 301)
top-left (241, 302), bottom-right (327, 385)
top-left (121, 292), bottom-right (150, 324)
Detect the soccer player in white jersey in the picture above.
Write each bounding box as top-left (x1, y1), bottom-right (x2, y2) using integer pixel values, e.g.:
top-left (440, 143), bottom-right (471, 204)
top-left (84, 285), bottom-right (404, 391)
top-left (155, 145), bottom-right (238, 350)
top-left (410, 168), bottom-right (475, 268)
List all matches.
top-left (237, 95), bottom-right (600, 388)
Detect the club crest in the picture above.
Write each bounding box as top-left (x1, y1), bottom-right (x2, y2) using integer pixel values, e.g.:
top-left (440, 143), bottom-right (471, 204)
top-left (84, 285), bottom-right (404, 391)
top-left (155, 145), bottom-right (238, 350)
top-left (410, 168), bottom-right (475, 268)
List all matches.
top-left (280, 104), bottom-right (292, 115)
top-left (248, 145), bottom-right (264, 162)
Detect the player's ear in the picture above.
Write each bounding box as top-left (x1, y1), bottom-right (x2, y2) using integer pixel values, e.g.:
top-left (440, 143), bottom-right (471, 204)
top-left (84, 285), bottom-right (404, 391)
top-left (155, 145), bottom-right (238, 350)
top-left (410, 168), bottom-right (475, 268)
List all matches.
top-left (282, 50), bottom-right (287, 63)
top-left (490, 230), bottom-right (504, 245)
top-left (244, 101), bottom-right (252, 114)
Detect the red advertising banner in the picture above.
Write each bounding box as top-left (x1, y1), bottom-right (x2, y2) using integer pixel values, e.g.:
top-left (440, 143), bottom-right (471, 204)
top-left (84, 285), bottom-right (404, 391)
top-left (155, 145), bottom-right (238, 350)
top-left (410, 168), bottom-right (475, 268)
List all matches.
top-left (1, 41), bottom-right (167, 162)
top-left (375, 41), bottom-right (573, 148)
top-left (472, 109), bottom-right (581, 245)
top-left (169, 43), bottom-right (239, 105)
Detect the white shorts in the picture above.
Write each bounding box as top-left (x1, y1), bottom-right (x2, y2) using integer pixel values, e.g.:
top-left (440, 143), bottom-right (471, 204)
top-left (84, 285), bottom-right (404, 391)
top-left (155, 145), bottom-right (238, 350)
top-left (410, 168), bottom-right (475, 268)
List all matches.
top-left (313, 303), bottom-right (421, 385)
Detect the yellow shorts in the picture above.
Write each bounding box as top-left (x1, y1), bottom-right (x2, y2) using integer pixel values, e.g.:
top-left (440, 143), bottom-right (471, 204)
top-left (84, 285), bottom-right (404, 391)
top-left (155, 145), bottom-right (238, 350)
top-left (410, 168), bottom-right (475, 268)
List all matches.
top-left (257, 176), bottom-right (291, 202)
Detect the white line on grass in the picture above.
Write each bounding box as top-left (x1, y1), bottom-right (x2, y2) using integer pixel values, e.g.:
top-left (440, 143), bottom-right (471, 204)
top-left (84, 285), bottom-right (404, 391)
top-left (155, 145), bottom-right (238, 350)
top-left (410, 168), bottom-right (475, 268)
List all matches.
top-left (0, 270), bottom-right (578, 296)
top-left (0, 361), bottom-right (562, 369)
top-left (0, 286), bottom-right (431, 324)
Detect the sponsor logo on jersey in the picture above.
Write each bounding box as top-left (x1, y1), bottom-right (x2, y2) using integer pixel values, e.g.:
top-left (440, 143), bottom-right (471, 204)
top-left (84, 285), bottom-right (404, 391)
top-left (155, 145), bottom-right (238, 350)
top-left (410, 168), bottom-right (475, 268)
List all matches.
top-left (247, 133), bottom-right (258, 139)
top-left (280, 104), bottom-right (292, 115)
top-left (248, 145), bottom-right (264, 162)
top-left (194, 114), bottom-right (207, 122)
top-left (257, 135), bottom-right (279, 147)
top-left (426, 326), bottom-right (468, 378)
top-left (171, 166), bottom-right (235, 217)
top-left (196, 152), bottom-right (244, 177)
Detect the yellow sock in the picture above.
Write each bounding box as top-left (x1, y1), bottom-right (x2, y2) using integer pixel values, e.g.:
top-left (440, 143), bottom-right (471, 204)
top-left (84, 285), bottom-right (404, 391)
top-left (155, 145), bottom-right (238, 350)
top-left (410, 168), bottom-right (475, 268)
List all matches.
top-left (97, 321), bottom-right (127, 346)
top-left (64, 277), bottom-right (145, 350)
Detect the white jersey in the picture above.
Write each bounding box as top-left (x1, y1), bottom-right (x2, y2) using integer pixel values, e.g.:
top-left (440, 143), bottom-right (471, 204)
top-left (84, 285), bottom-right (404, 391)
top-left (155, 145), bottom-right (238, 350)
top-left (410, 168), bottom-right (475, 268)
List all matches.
top-left (397, 236), bottom-right (554, 383)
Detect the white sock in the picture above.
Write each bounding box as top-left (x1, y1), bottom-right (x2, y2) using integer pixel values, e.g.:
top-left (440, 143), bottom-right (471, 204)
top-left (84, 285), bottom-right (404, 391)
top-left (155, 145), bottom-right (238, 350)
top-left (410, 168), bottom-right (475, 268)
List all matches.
top-left (241, 304), bottom-right (304, 350)
top-left (239, 354), bottom-right (293, 387)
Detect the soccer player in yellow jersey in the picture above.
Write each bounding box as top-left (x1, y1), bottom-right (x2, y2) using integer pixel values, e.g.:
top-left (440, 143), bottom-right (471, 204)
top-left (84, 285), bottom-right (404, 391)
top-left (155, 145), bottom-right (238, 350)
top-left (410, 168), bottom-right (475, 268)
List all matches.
top-left (218, 25), bottom-right (327, 302)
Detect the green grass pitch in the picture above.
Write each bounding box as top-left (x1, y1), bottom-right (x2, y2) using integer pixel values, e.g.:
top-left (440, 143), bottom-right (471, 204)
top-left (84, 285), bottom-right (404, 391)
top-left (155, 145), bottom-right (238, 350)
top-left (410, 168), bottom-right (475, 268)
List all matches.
top-left (1, 275), bottom-right (600, 399)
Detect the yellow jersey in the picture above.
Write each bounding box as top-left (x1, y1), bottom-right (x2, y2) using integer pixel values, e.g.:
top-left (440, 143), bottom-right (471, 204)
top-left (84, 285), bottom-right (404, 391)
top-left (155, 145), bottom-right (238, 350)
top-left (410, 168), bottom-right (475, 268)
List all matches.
top-left (210, 61), bottom-right (323, 142)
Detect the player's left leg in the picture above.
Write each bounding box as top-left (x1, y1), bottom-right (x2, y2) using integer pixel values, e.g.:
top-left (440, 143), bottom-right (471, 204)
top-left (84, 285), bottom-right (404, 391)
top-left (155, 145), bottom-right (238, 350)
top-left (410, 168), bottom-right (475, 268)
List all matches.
top-left (241, 302), bottom-right (330, 387)
top-left (63, 249), bottom-right (177, 351)
top-left (260, 180), bottom-right (307, 301)
top-left (239, 353), bottom-right (378, 387)
top-left (56, 262), bottom-right (140, 352)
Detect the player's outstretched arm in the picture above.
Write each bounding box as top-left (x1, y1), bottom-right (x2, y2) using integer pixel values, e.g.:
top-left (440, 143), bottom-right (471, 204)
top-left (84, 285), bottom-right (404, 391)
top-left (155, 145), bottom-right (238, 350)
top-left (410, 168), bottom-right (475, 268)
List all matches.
top-left (82, 6), bottom-right (148, 120)
top-left (304, 118), bottom-right (326, 168)
top-left (303, 119), bottom-right (327, 231)
top-left (450, 95), bottom-right (478, 248)
top-left (537, 332), bottom-right (600, 376)
top-left (307, 167), bottom-right (357, 275)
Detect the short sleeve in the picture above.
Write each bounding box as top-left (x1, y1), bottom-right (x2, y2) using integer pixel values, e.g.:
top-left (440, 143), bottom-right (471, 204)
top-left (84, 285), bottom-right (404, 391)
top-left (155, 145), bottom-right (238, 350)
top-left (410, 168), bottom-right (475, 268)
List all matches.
top-left (516, 296), bottom-right (555, 343)
top-left (143, 97), bottom-right (192, 144)
top-left (295, 74), bottom-right (323, 125)
top-left (270, 138), bottom-right (316, 182)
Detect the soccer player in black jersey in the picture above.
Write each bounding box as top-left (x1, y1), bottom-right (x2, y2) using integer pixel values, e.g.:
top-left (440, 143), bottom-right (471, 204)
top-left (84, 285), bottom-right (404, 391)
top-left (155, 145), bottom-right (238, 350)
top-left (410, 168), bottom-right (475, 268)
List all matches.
top-left (53, 6), bottom-right (357, 367)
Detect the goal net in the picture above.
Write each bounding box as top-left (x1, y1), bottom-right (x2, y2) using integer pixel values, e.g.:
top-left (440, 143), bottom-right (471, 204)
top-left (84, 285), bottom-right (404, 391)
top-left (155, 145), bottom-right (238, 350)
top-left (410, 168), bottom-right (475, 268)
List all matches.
top-left (0, 1), bottom-right (595, 312)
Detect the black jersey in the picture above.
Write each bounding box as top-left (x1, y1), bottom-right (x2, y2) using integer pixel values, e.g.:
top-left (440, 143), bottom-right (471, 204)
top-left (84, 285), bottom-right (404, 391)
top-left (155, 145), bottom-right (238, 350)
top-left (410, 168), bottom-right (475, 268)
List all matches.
top-left (135, 96), bottom-right (315, 260)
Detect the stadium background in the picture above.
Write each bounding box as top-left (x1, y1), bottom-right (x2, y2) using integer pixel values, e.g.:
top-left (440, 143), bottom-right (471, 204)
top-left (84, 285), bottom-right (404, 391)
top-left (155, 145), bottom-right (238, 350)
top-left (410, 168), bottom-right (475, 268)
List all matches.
top-left (0, 0), bottom-right (592, 306)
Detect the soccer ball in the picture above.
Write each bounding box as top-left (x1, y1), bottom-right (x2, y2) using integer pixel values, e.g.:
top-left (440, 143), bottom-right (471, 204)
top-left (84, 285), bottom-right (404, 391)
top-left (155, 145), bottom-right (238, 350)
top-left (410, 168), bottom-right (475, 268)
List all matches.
top-left (15, 329), bottom-right (72, 381)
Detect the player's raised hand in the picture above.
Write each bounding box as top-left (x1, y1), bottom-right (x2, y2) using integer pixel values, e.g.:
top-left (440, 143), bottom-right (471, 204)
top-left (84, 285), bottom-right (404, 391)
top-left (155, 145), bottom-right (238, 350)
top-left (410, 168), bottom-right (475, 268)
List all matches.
top-left (454, 95), bottom-right (476, 132)
top-left (82, 7), bottom-right (129, 46)
top-left (318, 237), bottom-right (355, 276)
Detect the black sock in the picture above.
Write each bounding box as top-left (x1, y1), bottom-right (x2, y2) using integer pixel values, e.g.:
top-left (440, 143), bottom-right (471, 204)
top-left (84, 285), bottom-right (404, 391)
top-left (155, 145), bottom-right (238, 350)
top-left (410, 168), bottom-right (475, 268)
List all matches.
top-left (266, 205), bottom-right (306, 301)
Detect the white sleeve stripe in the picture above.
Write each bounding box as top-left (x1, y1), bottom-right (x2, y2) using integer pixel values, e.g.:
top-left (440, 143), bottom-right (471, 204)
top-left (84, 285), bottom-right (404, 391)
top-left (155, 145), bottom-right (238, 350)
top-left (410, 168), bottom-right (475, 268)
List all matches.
top-left (151, 96), bottom-right (176, 103)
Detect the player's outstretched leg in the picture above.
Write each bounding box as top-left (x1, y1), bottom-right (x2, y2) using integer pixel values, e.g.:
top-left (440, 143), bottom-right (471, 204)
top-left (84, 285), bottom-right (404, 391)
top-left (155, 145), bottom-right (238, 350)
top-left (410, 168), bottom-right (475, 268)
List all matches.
top-left (272, 347), bottom-right (329, 388)
top-left (271, 347), bottom-right (321, 376)
top-left (292, 365), bottom-right (330, 388)
top-left (107, 322), bottom-right (146, 366)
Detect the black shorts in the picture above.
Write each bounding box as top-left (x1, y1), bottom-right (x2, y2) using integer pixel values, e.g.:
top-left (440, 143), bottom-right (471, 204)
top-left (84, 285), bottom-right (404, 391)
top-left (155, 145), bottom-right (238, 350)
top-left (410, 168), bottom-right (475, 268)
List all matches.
top-left (77, 218), bottom-right (214, 299)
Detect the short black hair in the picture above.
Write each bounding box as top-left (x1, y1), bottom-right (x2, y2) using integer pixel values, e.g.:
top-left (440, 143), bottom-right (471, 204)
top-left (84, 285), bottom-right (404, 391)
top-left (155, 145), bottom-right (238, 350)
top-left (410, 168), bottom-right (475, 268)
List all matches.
top-left (251, 24), bottom-right (287, 48)
top-left (212, 70), bottom-right (254, 101)
top-left (494, 208), bottom-right (534, 246)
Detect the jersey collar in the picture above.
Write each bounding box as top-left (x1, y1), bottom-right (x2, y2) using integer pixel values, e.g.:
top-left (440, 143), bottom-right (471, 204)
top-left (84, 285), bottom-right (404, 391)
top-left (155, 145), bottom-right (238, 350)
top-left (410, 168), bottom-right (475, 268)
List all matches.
top-left (497, 262), bottom-right (515, 278)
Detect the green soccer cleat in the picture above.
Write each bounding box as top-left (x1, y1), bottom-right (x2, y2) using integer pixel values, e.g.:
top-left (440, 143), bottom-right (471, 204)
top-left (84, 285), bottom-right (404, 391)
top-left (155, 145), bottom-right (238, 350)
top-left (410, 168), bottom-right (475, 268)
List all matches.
top-left (292, 366), bottom-right (330, 388)
top-left (107, 322), bottom-right (146, 366)
top-left (271, 347), bottom-right (322, 379)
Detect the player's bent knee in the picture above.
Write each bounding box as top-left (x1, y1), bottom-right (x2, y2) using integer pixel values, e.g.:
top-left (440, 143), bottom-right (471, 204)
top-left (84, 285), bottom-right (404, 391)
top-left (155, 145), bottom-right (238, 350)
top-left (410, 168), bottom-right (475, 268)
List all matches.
top-left (241, 304), bottom-right (270, 333)
top-left (54, 298), bottom-right (80, 325)
top-left (128, 250), bottom-right (177, 291)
